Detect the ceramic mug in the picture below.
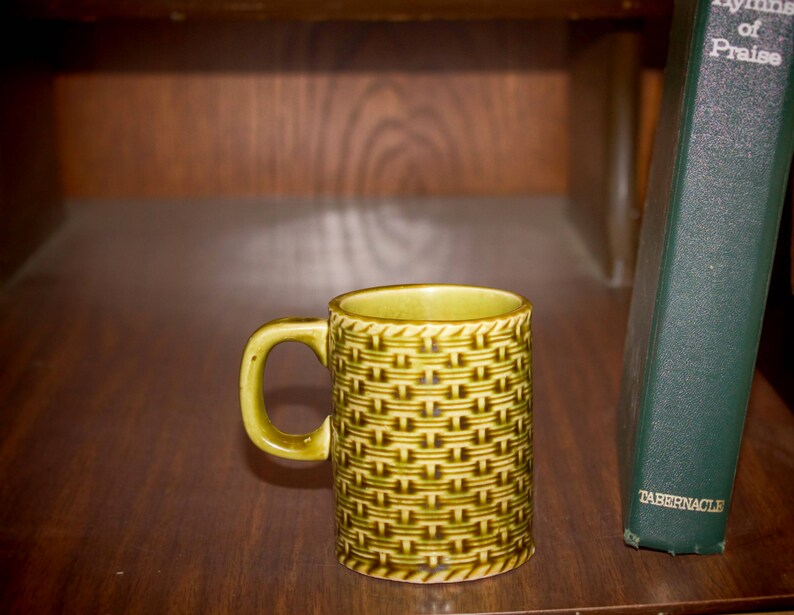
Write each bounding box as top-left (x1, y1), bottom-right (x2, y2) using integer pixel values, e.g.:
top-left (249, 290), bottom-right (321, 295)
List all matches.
top-left (240, 284), bottom-right (534, 583)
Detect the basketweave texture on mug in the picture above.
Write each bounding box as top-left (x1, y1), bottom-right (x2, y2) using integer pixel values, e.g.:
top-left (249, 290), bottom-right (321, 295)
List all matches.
top-left (328, 306), bottom-right (533, 583)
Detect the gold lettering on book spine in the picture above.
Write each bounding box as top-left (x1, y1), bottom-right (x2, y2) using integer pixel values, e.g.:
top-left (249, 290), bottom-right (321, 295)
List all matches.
top-left (329, 310), bottom-right (534, 583)
top-left (638, 489), bottom-right (726, 513)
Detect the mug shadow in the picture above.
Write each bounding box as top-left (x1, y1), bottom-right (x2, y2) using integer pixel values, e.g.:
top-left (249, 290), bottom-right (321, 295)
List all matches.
top-left (240, 385), bottom-right (334, 490)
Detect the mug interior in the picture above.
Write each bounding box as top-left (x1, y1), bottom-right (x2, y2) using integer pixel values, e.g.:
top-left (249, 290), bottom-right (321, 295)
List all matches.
top-left (334, 285), bottom-right (527, 322)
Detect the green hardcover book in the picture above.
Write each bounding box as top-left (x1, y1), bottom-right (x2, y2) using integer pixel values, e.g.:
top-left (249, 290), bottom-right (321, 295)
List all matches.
top-left (618, 0), bottom-right (794, 554)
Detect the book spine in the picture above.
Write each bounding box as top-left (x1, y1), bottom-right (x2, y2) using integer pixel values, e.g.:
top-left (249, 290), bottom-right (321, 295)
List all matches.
top-left (621, 0), bottom-right (794, 554)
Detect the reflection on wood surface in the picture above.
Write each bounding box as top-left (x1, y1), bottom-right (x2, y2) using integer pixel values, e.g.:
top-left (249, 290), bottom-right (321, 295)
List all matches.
top-left (34, 197), bottom-right (594, 316)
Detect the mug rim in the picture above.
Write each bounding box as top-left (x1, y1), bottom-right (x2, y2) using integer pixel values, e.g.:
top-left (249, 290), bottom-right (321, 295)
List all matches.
top-left (329, 283), bottom-right (531, 325)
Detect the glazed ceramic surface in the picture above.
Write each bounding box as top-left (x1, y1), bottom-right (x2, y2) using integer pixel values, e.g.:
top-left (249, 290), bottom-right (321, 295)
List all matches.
top-left (240, 284), bottom-right (534, 583)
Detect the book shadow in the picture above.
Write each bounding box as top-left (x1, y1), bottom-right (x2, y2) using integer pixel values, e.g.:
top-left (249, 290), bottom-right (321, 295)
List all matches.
top-left (757, 188), bottom-right (794, 411)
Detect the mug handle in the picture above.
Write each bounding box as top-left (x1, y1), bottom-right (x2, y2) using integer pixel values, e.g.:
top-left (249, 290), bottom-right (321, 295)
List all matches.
top-left (239, 317), bottom-right (331, 460)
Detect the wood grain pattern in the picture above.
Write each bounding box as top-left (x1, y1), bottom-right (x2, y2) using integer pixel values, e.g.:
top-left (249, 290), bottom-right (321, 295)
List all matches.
top-left (14, 0), bottom-right (673, 21)
top-left (54, 20), bottom-right (569, 199)
top-left (0, 196), bottom-right (791, 613)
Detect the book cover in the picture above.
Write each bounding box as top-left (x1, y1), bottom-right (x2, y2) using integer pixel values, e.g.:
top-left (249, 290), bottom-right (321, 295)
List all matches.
top-left (618, 0), bottom-right (794, 554)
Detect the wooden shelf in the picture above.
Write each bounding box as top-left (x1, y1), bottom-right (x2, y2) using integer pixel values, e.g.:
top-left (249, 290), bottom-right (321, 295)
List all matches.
top-left (1, 197), bottom-right (791, 613)
top-left (12, 0), bottom-right (672, 21)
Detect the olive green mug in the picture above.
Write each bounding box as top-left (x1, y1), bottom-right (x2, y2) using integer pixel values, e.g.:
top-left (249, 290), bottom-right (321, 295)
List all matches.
top-left (240, 284), bottom-right (534, 583)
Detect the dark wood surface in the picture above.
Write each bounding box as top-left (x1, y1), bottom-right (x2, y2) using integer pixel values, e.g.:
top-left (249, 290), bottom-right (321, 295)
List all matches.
top-left (1, 197), bottom-right (792, 613)
top-left (14, 0), bottom-right (672, 21)
top-left (568, 22), bottom-right (642, 287)
top-left (0, 21), bottom-right (63, 282)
